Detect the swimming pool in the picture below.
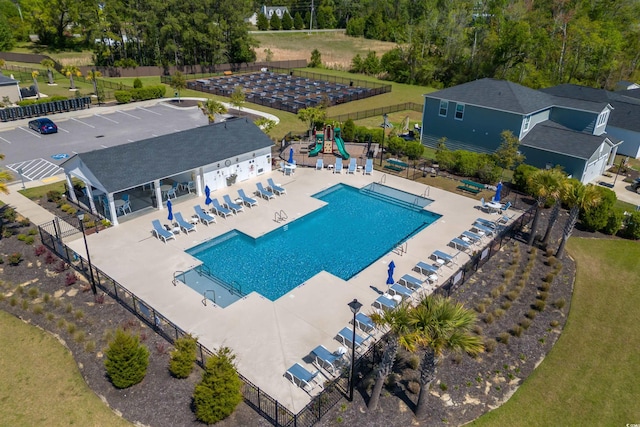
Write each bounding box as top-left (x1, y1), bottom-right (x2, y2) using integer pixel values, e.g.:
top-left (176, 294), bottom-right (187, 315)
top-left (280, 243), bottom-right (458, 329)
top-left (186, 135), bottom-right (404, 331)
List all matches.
top-left (185, 184), bottom-right (440, 302)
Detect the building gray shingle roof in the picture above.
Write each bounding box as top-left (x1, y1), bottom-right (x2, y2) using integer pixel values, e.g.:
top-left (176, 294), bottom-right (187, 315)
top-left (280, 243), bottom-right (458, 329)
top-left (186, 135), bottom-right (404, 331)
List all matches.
top-left (62, 118), bottom-right (273, 193)
top-left (521, 122), bottom-right (619, 160)
top-left (0, 73), bottom-right (18, 86)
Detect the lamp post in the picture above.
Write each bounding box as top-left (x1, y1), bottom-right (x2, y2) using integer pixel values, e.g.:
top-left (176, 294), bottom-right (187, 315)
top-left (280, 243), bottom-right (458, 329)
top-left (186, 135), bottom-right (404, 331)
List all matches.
top-left (347, 298), bottom-right (362, 401)
top-left (77, 212), bottom-right (97, 296)
top-left (17, 167), bottom-right (25, 189)
top-left (379, 113), bottom-right (388, 166)
top-left (91, 68), bottom-right (100, 106)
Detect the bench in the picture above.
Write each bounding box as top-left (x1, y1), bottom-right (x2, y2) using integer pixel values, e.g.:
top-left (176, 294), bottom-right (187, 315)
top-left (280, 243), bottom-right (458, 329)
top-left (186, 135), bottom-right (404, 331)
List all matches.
top-left (457, 179), bottom-right (484, 194)
top-left (384, 165), bottom-right (404, 173)
top-left (223, 71), bottom-right (232, 76)
top-left (388, 159), bottom-right (408, 168)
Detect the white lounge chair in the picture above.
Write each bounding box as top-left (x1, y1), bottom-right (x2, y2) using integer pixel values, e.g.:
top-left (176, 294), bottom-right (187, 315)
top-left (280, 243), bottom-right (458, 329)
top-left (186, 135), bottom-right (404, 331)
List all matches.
top-left (174, 212), bottom-right (196, 234)
top-left (285, 363), bottom-right (323, 393)
top-left (223, 194), bottom-right (244, 214)
top-left (237, 189), bottom-right (258, 207)
top-left (151, 219), bottom-right (175, 243)
top-left (193, 205), bottom-right (216, 225)
top-left (267, 178), bottom-right (286, 195)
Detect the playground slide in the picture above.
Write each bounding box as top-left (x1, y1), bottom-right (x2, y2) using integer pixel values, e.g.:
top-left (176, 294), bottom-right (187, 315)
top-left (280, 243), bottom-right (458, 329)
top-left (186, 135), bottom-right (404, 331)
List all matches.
top-left (308, 141), bottom-right (323, 157)
top-left (334, 135), bottom-right (350, 160)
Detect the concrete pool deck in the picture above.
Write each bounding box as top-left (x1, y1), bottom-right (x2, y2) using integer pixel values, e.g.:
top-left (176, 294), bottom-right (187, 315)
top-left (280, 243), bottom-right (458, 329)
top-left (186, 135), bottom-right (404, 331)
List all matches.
top-left (62, 166), bottom-right (515, 412)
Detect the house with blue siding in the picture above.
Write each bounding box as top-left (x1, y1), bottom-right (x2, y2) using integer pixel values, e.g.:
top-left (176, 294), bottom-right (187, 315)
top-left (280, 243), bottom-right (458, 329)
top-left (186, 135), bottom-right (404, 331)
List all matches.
top-left (421, 78), bottom-right (622, 183)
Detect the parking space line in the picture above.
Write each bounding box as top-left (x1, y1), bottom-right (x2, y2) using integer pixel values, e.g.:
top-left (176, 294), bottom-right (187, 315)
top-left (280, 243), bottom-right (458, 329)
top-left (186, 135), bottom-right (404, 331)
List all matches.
top-left (151, 134), bottom-right (158, 137)
top-left (96, 114), bottom-right (119, 124)
top-left (71, 117), bottom-right (96, 128)
top-left (127, 139), bottom-right (134, 142)
top-left (58, 127), bottom-right (69, 133)
top-left (101, 145), bottom-right (108, 148)
top-left (117, 110), bottom-right (141, 120)
top-left (19, 127), bottom-right (40, 138)
top-left (137, 106), bottom-right (162, 116)
top-left (7, 158), bottom-right (64, 181)
top-left (0, 136), bottom-right (11, 144)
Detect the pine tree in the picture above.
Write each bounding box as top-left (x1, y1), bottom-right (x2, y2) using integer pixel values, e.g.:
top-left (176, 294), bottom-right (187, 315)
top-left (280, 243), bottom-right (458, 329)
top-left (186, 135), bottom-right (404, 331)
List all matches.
top-left (257, 13), bottom-right (269, 31)
top-left (282, 11), bottom-right (294, 30)
top-left (270, 14), bottom-right (282, 31)
top-left (169, 334), bottom-right (197, 379)
top-left (104, 328), bottom-right (149, 389)
top-left (193, 347), bottom-right (243, 424)
top-left (294, 12), bottom-right (305, 30)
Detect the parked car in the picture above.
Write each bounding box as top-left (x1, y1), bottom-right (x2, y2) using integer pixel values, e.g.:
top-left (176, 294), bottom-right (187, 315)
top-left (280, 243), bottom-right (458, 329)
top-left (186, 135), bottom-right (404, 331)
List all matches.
top-left (632, 177), bottom-right (640, 193)
top-left (28, 118), bottom-right (58, 134)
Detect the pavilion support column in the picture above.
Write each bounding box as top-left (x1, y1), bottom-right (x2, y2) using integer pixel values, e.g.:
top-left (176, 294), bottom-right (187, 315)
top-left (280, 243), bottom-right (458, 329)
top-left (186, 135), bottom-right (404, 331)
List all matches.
top-left (154, 179), bottom-right (163, 210)
top-left (196, 169), bottom-right (203, 196)
top-left (65, 174), bottom-right (78, 203)
top-left (107, 193), bottom-right (119, 225)
top-left (84, 184), bottom-right (97, 215)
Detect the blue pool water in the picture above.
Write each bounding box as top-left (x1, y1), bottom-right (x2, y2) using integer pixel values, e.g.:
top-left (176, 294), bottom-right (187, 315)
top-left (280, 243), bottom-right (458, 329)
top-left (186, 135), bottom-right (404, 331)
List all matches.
top-left (186, 184), bottom-right (440, 302)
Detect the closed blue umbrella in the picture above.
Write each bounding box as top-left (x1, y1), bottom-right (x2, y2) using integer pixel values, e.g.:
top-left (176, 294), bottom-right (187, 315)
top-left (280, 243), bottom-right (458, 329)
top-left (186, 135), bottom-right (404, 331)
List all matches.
top-left (204, 185), bottom-right (212, 206)
top-left (288, 147), bottom-right (294, 164)
top-left (494, 181), bottom-right (502, 203)
top-left (167, 199), bottom-right (173, 221)
top-left (386, 260), bottom-right (396, 285)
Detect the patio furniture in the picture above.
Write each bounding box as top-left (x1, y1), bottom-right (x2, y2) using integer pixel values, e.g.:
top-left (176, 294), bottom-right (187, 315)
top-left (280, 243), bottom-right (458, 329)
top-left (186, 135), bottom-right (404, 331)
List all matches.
top-left (284, 363), bottom-right (323, 393)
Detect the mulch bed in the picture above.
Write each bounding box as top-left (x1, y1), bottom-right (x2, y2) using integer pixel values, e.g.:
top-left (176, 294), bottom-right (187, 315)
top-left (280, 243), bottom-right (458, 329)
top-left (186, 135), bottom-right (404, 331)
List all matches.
top-left (0, 203), bottom-right (596, 427)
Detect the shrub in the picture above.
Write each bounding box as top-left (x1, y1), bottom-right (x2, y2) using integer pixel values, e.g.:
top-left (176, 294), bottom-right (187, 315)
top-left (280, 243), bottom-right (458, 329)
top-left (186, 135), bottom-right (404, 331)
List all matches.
top-left (579, 186), bottom-right (616, 232)
top-left (439, 382), bottom-right (448, 391)
top-left (21, 299), bottom-right (29, 310)
top-left (550, 320), bottom-right (559, 327)
top-left (543, 272), bottom-right (555, 283)
top-left (501, 301), bottom-right (512, 310)
top-left (408, 355), bottom-right (420, 370)
top-left (533, 300), bottom-right (546, 311)
top-left (169, 334), bottom-right (198, 379)
top-left (74, 309), bottom-right (84, 320)
top-left (540, 282), bottom-right (551, 292)
top-left (45, 251), bottom-right (56, 264)
top-left (620, 211), bottom-right (640, 240)
top-left (65, 272), bottom-right (77, 286)
top-left (513, 164), bottom-right (538, 192)
top-left (602, 209), bottom-right (624, 235)
top-left (473, 325), bottom-right (483, 335)
top-left (484, 338), bottom-right (497, 352)
top-left (407, 380), bottom-right (420, 394)
top-left (45, 312), bottom-right (55, 321)
top-left (545, 256), bottom-right (557, 267)
top-left (506, 290), bottom-right (519, 301)
top-left (3, 206), bottom-right (17, 222)
top-left (104, 328), bottom-right (150, 389)
top-left (503, 270), bottom-right (514, 280)
top-left (85, 340), bottom-right (97, 353)
top-left (133, 78), bottom-right (143, 88)
top-left (498, 332), bottom-right (510, 344)
top-left (43, 293), bottom-right (51, 303)
top-left (490, 288), bottom-right (500, 298)
top-left (32, 304), bottom-right (44, 315)
top-left (538, 291), bottom-right (549, 301)
top-left (484, 313), bottom-right (494, 324)
top-left (23, 236), bottom-right (35, 245)
top-left (525, 309), bottom-right (537, 319)
top-left (47, 190), bottom-right (63, 202)
top-left (114, 90), bottom-right (132, 104)
top-left (510, 325), bottom-right (523, 337)
top-left (520, 318), bottom-right (532, 329)
top-left (74, 330), bottom-right (86, 343)
top-left (27, 287), bottom-right (39, 299)
top-left (193, 347), bottom-right (243, 424)
top-left (66, 323), bottom-right (76, 334)
top-left (65, 303), bottom-right (73, 313)
top-left (553, 298), bottom-right (566, 309)
top-left (493, 308), bottom-right (505, 318)
top-left (34, 245), bottom-right (47, 256)
top-left (8, 252), bottom-right (22, 266)
top-left (54, 260), bottom-right (68, 273)
top-left (475, 303), bottom-right (486, 313)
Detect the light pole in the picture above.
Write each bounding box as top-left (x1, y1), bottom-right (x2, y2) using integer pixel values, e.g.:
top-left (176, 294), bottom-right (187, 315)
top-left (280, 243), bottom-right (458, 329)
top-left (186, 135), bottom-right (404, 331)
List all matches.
top-left (379, 113), bottom-right (388, 166)
top-left (17, 167), bottom-right (25, 189)
top-left (77, 212), bottom-right (97, 296)
top-left (347, 298), bottom-right (362, 401)
top-left (91, 68), bottom-right (100, 106)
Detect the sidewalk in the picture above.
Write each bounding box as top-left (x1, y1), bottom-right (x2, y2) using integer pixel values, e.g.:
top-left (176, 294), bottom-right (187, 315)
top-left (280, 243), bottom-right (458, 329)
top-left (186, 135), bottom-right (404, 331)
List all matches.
top-left (596, 172), bottom-right (640, 206)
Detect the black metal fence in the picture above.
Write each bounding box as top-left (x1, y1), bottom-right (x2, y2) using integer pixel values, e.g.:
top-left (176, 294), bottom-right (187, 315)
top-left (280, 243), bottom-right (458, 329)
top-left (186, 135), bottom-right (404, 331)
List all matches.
top-left (328, 102), bottom-right (423, 123)
top-left (36, 198), bottom-right (533, 426)
top-left (0, 96), bottom-right (93, 122)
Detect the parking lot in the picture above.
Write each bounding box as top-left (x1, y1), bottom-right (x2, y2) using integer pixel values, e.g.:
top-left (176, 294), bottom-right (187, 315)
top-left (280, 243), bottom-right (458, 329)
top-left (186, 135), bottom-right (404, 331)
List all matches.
top-left (0, 102), bottom-right (208, 182)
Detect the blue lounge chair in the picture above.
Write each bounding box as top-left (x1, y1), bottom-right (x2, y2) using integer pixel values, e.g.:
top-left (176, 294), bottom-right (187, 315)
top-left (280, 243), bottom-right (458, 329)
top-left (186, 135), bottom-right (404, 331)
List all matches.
top-left (472, 222), bottom-right (495, 238)
top-left (256, 182), bottom-right (275, 200)
top-left (237, 189), bottom-right (258, 207)
top-left (310, 345), bottom-right (343, 375)
top-left (501, 201), bottom-right (512, 212)
top-left (414, 262), bottom-right (440, 284)
top-left (430, 250), bottom-right (457, 267)
top-left (499, 212), bottom-right (516, 223)
top-left (398, 274), bottom-right (423, 291)
top-left (211, 198), bottom-right (232, 217)
top-left (364, 158), bottom-right (373, 175)
top-left (151, 219), bottom-right (175, 243)
top-left (372, 294), bottom-right (399, 311)
top-left (354, 312), bottom-right (375, 334)
top-left (316, 158), bottom-right (323, 170)
top-left (450, 237), bottom-right (471, 252)
top-left (194, 205), bottom-right (216, 225)
top-left (389, 283), bottom-right (414, 300)
top-left (475, 217), bottom-right (498, 229)
top-left (347, 158), bottom-right (357, 174)
top-left (223, 194), bottom-right (244, 214)
top-left (334, 159), bottom-right (343, 174)
top-left (336, 327), bottom-right (370, 352)
top-left (174, 212), bottom-right (196, 234)
top-left (284, 363), bottom-right (323, 393)
top-left (461, 230), bottom-right (482, 244)
top-left (267, 178), bottom-right (286, 195)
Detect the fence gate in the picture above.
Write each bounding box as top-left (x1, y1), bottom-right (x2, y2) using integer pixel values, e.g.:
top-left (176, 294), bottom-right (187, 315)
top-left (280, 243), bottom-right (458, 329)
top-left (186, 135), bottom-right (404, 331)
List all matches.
top-left (39, 217), bottom-right (80, 241)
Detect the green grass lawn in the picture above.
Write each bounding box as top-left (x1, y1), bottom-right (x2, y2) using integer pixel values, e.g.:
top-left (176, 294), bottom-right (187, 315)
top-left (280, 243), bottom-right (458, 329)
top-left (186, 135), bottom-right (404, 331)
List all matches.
top-left (471, 237), bottom-right (640, 426)
top-left (0, 311), bottom-right (132, 427)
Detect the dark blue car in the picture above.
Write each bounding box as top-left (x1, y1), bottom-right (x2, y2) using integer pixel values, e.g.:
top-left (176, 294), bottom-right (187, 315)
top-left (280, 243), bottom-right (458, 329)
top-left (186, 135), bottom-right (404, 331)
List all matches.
top-left (28, 118), bottom-right (58, 134)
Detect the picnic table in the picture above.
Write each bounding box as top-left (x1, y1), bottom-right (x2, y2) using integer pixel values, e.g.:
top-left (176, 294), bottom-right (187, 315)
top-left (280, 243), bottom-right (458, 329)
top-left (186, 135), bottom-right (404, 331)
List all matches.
top-left (384, 159), bottom-right (408, 173)
top-left (457, 179), bottom-right (485, 194)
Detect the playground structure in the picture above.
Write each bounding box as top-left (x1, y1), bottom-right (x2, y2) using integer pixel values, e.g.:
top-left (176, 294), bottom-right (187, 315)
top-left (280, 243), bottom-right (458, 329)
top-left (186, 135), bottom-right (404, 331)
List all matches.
top-left (308, 125), bottom-right (350, 160)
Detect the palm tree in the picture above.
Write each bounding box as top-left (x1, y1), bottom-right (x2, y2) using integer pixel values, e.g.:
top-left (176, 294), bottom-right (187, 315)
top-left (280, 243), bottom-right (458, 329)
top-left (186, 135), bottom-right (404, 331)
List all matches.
top-left (198, 99), bottom-right (227, 123)
top-left (555, 180), bottom-right (600, 258)
top-left (527, 169), bottom-right (564, 246)
top-left (537, 169), bottom-right (566, 246)
top-left (0, 153), bottom-right (13, 240)
top-left (40, 59), bottom-right (56, 84)
top-left (409, 295), bottom-right (483, 419)
top-left (61, 65), bottom-right (81, 90)
top-left (367, 302), bottom-right (413, 410)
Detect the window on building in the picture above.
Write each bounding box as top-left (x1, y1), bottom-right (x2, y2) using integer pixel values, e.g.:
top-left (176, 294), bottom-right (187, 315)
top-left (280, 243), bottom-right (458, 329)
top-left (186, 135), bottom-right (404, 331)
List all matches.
top-left (597, 110), bottom-right (609, 127)
top-left (439, 100), bottom-right (448, 117)
top-left (523, 116), bottom-right (531, 131)
top-left (455, 103), bottom-right (465, 120)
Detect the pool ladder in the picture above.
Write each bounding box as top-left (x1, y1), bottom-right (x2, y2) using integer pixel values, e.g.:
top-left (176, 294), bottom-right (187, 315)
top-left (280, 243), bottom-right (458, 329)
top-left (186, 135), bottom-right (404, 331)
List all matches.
top-left (172, 270), bottom-right (184, 286)
top-left (421, 186), bottom-right (430, 197)
top-left (274, 209), bottom-right (288, 223)
top-left (202, 290), bottom-right (217, 306)
top-left (394, 241), bottom-right (408, 256)
top-left (379, 174), bottom-right (387, 184)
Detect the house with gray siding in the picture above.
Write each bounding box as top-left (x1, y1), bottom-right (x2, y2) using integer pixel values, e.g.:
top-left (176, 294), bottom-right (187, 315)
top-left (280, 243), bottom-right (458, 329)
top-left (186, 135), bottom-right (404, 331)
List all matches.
top-left (421, 78), bottom-right (621, 184)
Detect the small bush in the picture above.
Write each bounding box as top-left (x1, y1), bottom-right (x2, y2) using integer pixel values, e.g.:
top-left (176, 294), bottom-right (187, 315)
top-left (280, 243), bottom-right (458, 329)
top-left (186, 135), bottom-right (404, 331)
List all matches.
top-left (475, 303), bottom-right (486, 313)
top-left (540, 282), bottom-right (551, 292)
top-left (169, 335), bottom-right (198, 379)
top-left (484, 313), bottom-right (494, 324)
top-left (8, 252), bottom-right (23, 266)
top-left (407, 380), bottom-right (420, 394)
top-left (473, 325), bottom-right (483, 335)
top-left (554, 298), bottom-right (566, 309)
top-left (133, 78), bottom-right (143, 88)
top-left (105, 329), bottom-right (150, 389)
top-left (501, 301), bottom-right (512, 310)
top-left (27, 287), bottom-right (39, 299)
top-left (74, 330), bottom-right (86, 343)
top-left (74, 309), bottom-right (84, 320)
top-left (503, 270), bottom-right (514, 280)
top-left (408, 355), bottom-right (420, 370)
top-left (385, 373), bottom-right (398, 388)
top-left (85, 340), bottom-right (97, 353)
top-left (543, 272), bottom-right (555, 283)
top-left (520, 318), bottom-right (532, 329)
top-left (498, 332), bottom-right (510, 344)
top-left (550, 320), bottom-right (559, 327)
top-left (533, 300), bottom-right (546, 311)
top-left (525, 309), bottom-right (537, 319)
top-left (65, 272), bottom-right (77, 286)
top-left (45, 312), bottom-right (55, 321)
top-left (28, 228), bottom-right (37, 236)
top-left (506, 290), bottom-right (520, 301)
top-left (66, 323), bottom-right (77, 334)
top-left (9, 296), bottom-right (18, 306)
top-left (3, 207), bottom-right (16, 222)
top-left (490, 288), bottom-right (500, 298)
top-left (545, 256), bottom-right (557, 267)
top-left (451, 353), bottom-right (463, 365)
top-left (538, 291), bottom-right (549, 301)
top-left (34, 245), bottom-right (47, 256)
top-left (43, 293), bottom-right (51, 303)
top-left (21, 299), bottom-right (29, 310)
top-left (493, 308), bottom-right (505, 318)
top-left (193, 347), bottom-right (242, 424)
top-left (45, 252), bottom-right (56, 264)
top-left (54, 260), bottom-right (68, 273)
top-left (510, 325), bottom-right (523, 337)
top-left (498, 283), bottom-right (507, 293)
top-left (47, 190), bottom-right (63, 202)
top-left (57, 318), bottom-right (66, 329)
top-left (65, 303), bottom-right (73, 313)
top-left (439, 382), bottom-right (448, 391)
